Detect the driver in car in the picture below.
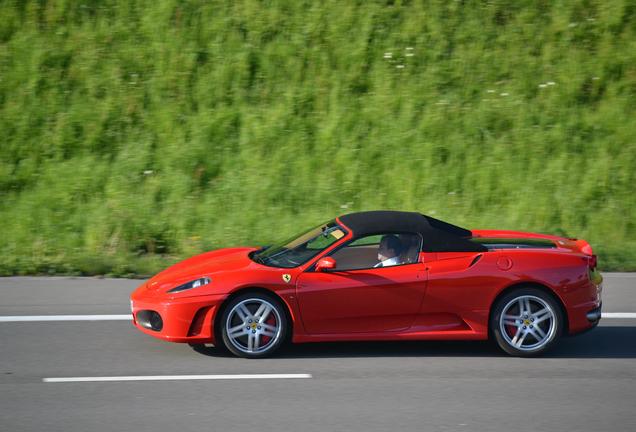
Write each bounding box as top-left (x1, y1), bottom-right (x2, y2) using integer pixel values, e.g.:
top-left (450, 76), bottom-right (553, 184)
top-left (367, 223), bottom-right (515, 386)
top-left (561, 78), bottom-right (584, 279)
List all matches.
top-left (374, 235), bottom-right (403, 267)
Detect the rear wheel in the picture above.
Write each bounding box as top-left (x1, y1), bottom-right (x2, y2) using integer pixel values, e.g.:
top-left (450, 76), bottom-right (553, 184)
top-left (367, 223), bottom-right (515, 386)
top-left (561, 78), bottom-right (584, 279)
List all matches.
top-left (491, 288), bottom-right (563, 357)
top-left (220, 293), bottom-right (288, 359)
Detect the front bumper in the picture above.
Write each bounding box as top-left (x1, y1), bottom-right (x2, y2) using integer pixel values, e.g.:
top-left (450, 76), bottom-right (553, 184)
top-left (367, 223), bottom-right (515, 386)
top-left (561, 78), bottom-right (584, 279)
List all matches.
top-left (130, 291), bottom-right (225, 343)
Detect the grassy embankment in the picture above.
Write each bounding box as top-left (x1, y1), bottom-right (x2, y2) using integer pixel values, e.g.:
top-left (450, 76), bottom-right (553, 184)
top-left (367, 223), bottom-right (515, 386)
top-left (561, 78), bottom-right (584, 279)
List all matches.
top-left (0, 1), bottom-right (634, 275)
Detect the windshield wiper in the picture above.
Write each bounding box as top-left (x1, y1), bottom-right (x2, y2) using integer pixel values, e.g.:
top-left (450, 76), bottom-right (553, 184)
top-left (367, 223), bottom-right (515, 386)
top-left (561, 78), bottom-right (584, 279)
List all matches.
top-left (251, 245), bottom-right (273, 265)
top-left (251, 252), bottom-right (264, 265)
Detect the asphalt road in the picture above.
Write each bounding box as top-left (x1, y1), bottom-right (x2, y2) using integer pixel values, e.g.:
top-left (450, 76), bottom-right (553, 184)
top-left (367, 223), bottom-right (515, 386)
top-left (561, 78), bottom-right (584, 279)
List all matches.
top-left (1, 274), bottom-right (635, 432)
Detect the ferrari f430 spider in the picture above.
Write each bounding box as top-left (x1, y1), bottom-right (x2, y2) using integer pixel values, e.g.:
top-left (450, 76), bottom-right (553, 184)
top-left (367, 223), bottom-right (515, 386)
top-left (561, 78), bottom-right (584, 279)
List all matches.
top-left (131, 211), bottom-right (602, 358)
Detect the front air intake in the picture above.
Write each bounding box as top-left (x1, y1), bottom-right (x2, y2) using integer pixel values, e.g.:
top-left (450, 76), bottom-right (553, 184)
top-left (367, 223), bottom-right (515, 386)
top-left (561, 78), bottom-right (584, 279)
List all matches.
top-left (136, 310), bottom-right (163, 331)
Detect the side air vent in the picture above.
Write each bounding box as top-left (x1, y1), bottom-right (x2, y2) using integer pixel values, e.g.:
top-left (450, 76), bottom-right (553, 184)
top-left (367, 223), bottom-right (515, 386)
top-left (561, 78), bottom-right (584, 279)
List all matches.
top-left (469, 254), bottom-right (482, 268)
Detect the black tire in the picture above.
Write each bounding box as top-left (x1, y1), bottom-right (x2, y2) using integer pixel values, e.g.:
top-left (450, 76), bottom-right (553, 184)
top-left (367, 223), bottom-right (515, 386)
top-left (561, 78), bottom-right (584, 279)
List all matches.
top-left (490, 287), bottom-right (563, 357)
top-left (219, 292), bottom-right (288, 359)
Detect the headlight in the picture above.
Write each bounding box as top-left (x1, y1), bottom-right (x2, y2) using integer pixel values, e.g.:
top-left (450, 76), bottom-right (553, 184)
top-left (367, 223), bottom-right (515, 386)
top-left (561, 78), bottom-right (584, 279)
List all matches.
top-left (168, 277), bottom-right (211, 293)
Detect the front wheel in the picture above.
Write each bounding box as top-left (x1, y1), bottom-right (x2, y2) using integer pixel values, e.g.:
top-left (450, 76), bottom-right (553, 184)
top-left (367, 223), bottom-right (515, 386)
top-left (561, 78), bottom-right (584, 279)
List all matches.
top-left (491, 288), bottom-right (563, 357)
top-left (219, 293), bottom-right (288, 359)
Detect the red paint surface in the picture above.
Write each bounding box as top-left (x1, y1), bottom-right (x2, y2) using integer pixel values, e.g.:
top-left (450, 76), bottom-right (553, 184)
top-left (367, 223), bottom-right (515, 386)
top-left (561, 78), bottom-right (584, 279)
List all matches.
top-left (131, 224), bottom-right (602, 346)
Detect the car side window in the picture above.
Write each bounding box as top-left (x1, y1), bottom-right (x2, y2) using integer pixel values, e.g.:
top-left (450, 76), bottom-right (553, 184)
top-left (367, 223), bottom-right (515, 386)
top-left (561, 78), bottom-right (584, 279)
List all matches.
top-left (329, 232), bottom-right (422, 271)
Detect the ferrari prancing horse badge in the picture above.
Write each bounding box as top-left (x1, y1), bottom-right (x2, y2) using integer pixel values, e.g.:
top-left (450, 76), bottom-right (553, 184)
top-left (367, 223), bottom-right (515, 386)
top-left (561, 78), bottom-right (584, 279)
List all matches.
top-left (282, 274), bottom-right (291, 283)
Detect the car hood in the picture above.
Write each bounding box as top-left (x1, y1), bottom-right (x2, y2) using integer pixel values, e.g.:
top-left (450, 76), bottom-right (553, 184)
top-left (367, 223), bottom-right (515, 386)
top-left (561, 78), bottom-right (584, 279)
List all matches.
top-left (144, 247), bottom-right (257, 293)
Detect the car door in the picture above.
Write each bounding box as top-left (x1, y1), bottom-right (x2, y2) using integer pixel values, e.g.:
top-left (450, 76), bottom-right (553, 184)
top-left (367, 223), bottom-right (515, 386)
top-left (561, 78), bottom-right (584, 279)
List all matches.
top-left (414, 251), bottom-right (493, 334)
top-left (295, 233), bottom-right (427, 334)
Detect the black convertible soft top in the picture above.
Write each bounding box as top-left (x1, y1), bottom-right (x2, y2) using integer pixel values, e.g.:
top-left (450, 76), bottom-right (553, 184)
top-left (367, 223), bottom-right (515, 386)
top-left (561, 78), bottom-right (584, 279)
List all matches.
top-left (338, 210), bottom-right (487, 253)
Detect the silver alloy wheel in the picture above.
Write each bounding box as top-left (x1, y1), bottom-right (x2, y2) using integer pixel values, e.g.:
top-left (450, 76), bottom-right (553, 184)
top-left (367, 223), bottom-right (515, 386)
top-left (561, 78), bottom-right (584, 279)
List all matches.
top-left (499, 295), bottom-right (557, 352)
top-left (225, 298), bottom-right (282, 354)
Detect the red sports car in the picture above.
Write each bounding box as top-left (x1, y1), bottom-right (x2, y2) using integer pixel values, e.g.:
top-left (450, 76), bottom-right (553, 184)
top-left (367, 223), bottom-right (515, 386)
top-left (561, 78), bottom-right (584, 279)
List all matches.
top-left (130, 211), bottom-right (602, 358)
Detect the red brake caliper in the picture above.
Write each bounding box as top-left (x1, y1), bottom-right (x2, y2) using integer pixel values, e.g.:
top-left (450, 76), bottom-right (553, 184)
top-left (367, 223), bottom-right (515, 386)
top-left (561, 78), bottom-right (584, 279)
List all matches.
top-left (261, 315), bottom-right (277, 344)
top-left (506, 308), bottom-right (520, 338)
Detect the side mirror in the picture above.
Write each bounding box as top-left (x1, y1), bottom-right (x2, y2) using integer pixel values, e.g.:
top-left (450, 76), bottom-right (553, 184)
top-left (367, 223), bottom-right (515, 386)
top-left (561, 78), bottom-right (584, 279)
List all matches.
top-left (315, 257), bottom-right (336, 272)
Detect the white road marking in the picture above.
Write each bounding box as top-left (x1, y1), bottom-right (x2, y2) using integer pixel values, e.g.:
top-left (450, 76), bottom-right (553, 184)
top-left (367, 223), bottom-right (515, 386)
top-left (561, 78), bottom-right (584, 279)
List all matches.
top-left (43, 374), bottom-right (313, 383)
top-left (601, 312), bottom-right (636, 319)
top-left (1, 313), bottom-right (635, 323)
top-left (602, 273), bottom-right (636, 278)
top-left (0, 315), bottom-right (131, 322)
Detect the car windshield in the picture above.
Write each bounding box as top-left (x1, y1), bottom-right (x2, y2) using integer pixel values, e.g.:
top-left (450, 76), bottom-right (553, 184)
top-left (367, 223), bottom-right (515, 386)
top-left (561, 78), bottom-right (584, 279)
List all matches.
top-left (251, 220), bottom-right (346, 268)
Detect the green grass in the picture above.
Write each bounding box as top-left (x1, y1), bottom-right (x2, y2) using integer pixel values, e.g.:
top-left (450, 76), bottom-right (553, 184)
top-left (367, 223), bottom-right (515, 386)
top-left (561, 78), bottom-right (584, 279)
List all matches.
top-left (0, 0), bottom-right (635, 276)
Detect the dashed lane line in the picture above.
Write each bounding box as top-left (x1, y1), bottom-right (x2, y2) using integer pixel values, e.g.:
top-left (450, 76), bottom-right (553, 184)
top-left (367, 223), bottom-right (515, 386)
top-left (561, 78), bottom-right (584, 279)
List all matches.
top-left (0, 314), bottom-right (131, 322)
top-left (601, 312), bottom-right (636, 319)
top-left (43, 374), bottom-right (313, 383)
